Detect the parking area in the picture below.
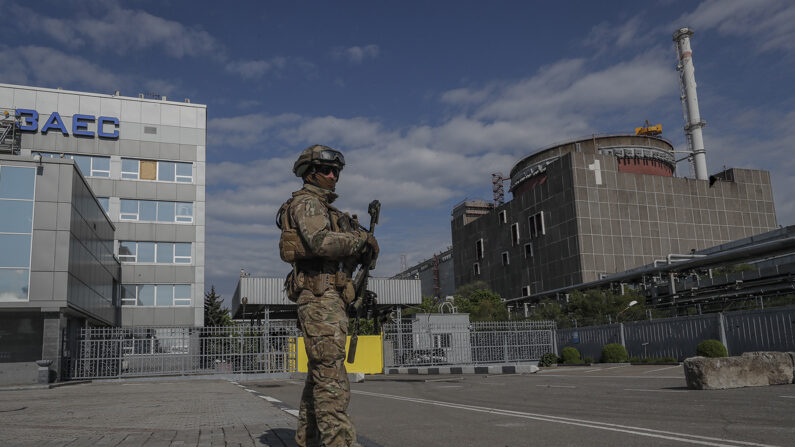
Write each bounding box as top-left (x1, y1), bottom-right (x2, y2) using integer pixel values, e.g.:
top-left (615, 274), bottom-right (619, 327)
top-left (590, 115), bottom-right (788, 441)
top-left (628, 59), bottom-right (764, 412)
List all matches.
top-left (243, 365), bottom-right (795, 446)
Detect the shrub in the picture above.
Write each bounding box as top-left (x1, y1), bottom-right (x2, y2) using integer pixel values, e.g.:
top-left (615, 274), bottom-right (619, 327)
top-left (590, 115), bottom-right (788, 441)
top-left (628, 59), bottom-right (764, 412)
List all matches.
top-left (696, 339), bottom-right (728, 358)
top-left (538, 353), bottom-right (558, 367)
top-left (583, 357), bottom-right (594, 364)
top-left (561, 347), bottom-right (581, 364)
top-left (600, 343), bottom-right (628, 363)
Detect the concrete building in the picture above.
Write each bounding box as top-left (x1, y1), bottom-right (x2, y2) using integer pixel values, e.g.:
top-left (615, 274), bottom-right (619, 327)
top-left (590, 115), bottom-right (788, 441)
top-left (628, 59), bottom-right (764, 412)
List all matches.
top-left (231, 276), bottom-right (422, 321)
top-left (0, 84), bottom-right (206, 327)
top-left (0, 155), bottom-right (120, 383)
top-left (392, 248), bottom-right (455, 299)
top-left (451, 134), bottom-right (777, 303)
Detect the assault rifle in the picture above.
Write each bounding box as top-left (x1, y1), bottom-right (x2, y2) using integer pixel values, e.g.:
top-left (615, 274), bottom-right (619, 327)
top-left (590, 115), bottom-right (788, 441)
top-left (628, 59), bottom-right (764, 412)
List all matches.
top-left (346, 199), bottom-right (380, 363)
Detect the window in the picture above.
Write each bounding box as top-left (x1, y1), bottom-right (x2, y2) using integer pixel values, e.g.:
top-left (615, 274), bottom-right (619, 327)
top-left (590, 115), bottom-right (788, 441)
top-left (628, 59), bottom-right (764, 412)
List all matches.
top-left (121, 284), bottom-right (192, 306)
top-left (498, 210), bottom-right (507, 224)
top-left (121, 158), bottom-right (139, 179)
top-left (433, 333), bottom-right (452, 349)
top-left (119, 200), bottom-right (193, 223)
top-left (0, 165), bottom-right (35, 302)
top-left (511, 223), bottom-right (520, 246)
top-left (475, 239), bottom-right (484, 260)
top-left (529, 211), bottom-right (546, 238)
top-left (521, 286), bottom-right (530, 297)
top-left (121, 158), bottom-right (193, 183)
top-left (118, 242), bottom-right (192, 264)
top-left (97, 197), bottom-right (109, 213)
top-left (42, 153), bottom-right (109, 177)
top-left (501, 251), bottom-right (510, 266)
top-left (473, 262), bottom-right (480, 276)
top-left (524, 243), bottom-right (533, 259)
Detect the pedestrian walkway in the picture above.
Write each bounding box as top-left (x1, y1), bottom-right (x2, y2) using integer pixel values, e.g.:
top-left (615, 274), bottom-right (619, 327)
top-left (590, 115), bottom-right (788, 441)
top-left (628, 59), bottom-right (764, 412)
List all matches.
top-left (0, 379), bottom-right (299, 446)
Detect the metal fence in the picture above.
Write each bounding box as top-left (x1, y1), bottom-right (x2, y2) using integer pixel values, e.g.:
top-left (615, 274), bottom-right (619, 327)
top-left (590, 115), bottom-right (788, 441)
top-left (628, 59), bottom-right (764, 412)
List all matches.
top-left (556, 306), bottom-right (795, 361)
top-left (71, 324), bottom-right (301, 379)
top-left (383, 320), bottom-right (556, 367)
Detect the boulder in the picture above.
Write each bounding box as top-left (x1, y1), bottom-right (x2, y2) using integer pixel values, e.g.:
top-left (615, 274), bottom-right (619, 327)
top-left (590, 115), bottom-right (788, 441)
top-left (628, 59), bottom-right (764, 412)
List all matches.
top-left (683, 352), bottom-right (794, 390)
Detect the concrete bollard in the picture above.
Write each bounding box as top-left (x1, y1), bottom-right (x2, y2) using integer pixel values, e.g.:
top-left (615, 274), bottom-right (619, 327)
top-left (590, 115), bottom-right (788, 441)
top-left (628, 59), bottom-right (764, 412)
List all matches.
top-left (683, 352), bottom-right (794, 390)
top-left (36, 359), bottom-right (53, 384)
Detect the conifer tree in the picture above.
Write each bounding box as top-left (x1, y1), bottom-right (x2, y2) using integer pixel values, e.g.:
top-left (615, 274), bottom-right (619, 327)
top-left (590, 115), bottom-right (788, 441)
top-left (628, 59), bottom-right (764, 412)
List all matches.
top-left (204, 286), bottom-right (231, 327)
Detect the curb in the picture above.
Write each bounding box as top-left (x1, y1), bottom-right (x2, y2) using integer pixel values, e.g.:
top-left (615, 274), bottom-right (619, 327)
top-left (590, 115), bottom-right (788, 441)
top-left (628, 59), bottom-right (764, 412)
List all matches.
top-left (289, 372), bottom-right (366, 383)
top-left (384, 363), bottom-right (539, 375)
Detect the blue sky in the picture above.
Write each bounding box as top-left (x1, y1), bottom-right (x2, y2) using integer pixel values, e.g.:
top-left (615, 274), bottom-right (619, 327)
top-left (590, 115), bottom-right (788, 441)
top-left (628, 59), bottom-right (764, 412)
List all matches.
top-left (2, 0), bottom-right (794, 302)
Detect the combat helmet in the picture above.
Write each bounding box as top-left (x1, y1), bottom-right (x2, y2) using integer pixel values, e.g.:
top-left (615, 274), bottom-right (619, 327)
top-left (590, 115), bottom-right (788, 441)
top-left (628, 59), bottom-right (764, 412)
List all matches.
top-left (292, 144), bottom-right (345, 178)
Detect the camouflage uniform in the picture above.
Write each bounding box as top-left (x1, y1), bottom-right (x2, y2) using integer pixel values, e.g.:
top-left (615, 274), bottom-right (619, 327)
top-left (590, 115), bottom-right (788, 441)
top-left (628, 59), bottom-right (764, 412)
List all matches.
top-left (288, 182), bottom-right (366, 447)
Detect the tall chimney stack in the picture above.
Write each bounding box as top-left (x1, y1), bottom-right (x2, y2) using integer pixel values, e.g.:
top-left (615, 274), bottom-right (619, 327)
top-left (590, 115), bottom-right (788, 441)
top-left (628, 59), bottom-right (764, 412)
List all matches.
top-left (673, 27), bottom-right (708, 180)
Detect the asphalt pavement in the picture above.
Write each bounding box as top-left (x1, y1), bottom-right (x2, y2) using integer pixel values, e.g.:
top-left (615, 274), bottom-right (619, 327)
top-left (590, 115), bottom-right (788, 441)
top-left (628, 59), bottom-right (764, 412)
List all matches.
top-left (1, 366), bottom-right (793, 446)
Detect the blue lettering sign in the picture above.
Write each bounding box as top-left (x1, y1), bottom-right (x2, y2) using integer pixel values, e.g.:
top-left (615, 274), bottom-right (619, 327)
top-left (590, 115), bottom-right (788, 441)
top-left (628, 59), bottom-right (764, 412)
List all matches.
top-left (98, 116), bottom-right (119, 138)
top-left (41, 112), bottom-right (69, 135)
top-left (16, 109), bottom-right (38, 131)
top-left (72, 114), bottom-right (95, 137)
top-left (12, 109), bottom-right (119, 139)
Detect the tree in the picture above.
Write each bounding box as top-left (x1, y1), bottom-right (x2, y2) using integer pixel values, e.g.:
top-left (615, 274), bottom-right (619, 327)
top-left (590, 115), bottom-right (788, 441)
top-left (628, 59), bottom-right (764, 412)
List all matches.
top-left (453, 283), bottom-right (509, 321)
top-left (402, 295), bottom-right (439, 318)
top-left (204, 286), bottom-right (232, 327)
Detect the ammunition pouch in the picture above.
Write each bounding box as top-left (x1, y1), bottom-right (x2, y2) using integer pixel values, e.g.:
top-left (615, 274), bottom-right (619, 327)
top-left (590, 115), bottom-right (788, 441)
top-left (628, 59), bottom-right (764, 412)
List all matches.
top-left (300, 271), bottom-right (355, 303)
top-left (284, 269), bottom-right (304, 303)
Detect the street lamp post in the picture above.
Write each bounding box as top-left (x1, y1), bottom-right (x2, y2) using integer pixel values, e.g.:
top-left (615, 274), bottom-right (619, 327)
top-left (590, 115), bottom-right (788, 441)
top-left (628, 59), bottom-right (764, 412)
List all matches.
top-left (616, 300), bottom-right (638, 322)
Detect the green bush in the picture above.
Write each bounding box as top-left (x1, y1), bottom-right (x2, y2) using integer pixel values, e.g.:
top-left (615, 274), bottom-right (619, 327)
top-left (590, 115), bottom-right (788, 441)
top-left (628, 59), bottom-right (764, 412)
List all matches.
top-left (600, 343), bottom-right (628, 363)
top-left (538, 353), bottom-right (558, 367)
top-left (583, 357), bottom-right (594, 364)
top-left (561, 347), bottom-right (581, 364)
top-left (696, 339), bottom-right (728, 358)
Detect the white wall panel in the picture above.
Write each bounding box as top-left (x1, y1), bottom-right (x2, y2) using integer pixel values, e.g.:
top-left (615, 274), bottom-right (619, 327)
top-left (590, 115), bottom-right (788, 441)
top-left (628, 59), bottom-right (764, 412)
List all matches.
top-left (161, 104), bottom-right (181, 127)
top-left (57, 93), bottom-right (80, 116)
top-left (13, 88), bottom-right (36, 109)
top-left (121, 100), bottom-right (141, 122)
top-left (0, 87), bottom-right (14, 106)
top-left (36, 91), bottom-right (59, 113)
top-left (100, 97), bottom-right (121, 117)
top-left (79, 95), bottom-right (100, 116)
top-left (140, 101), bottom-right (161, 125)
top-left (179, 107), bottom-right (197, 128)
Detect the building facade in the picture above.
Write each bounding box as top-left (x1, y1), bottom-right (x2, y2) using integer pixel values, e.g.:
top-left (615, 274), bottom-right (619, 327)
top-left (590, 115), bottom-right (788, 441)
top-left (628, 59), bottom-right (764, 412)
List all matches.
top-left (451, 135), bottom-right (777, 302)
top-left (392, 248), bottom-right (455, 299)
top-left (0, 83), bottom-right (206, 327)
top-left (0, 155), bottom-right (120, 383)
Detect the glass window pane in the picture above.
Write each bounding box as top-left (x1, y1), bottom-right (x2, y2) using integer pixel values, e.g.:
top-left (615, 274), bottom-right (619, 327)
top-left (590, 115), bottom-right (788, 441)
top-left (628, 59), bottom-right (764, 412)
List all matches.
top-left (157, 202), bottom-right (175, 222)
top-left (0, 166), bottom-right (35, 199)
top-left (174, 285), bottom-right (191, 299)
top-left (72, 155), bottom-right (91, 176)
top-left (140, 201), bottom-right (157, 221)
top-left (121, 158), bottom-right (139, 173)
top-left (0, 235), bottom-right (31, 268)
top-left (158, 162), bottom-right (175, 181)
top-left (176, 163), bottom-right (192, 176)
top-left (157, 243), bottom-right (174, 263)
top-left (97, 197), bottom-right (109, 212)
top-left (120, 199), bottom-right (137, 214)
top-left (0, 201), bottom-right (33, 233)
top-left (137, 285), bottom-right (155, 306)
top-left (156, 285), bottom-right (173, 306)
top-left (176, 202), bottom-right (193, 218)
top-left (118, 241), bottom-right (136, 257)
top-left (121, 284), bottom-right (136, 299)
top-left (174, 243), bottom-right (191, 257)
top-left (0, 268), bottom-right (29, 301)
top-left (137, 242), bottom-right (155, 263)
top-left (93, 156), bottom-right (110, 172)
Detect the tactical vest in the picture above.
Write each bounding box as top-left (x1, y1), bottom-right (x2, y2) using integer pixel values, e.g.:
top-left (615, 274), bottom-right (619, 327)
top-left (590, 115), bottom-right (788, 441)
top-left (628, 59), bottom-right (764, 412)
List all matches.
top-left (277, 191), bottom-right (356, 303)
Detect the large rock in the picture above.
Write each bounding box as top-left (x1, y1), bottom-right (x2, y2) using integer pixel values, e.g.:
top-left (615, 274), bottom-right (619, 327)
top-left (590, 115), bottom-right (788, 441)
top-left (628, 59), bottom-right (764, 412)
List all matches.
top-left (684, 352), bottom-right (794, 390)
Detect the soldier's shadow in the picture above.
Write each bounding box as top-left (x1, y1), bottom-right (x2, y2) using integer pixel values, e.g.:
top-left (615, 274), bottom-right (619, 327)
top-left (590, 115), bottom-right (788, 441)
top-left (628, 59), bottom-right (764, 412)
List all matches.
top-left (260, 428), bottom-right (299, 446)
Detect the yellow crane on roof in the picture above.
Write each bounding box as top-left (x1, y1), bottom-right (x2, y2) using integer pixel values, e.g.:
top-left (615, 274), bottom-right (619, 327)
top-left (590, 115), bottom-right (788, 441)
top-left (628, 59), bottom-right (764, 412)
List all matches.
top-left (635, 120), bottom-right (662, 136)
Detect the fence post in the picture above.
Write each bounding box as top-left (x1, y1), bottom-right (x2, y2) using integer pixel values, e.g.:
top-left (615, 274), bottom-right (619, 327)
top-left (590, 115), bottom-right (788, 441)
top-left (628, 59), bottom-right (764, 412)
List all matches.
top-left (717, 312), bottom-right (730, 354)
top-left (619, 323), bottom-right (626, 350)
top-left (552, 328), bottom-right (558, 356)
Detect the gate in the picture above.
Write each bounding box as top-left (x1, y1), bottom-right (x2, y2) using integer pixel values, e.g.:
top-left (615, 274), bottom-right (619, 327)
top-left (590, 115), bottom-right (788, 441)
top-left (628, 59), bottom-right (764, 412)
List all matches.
top-left (70, 324), bottom-right (300, 379)
top-left (382, 320), bottom-right (555, 367)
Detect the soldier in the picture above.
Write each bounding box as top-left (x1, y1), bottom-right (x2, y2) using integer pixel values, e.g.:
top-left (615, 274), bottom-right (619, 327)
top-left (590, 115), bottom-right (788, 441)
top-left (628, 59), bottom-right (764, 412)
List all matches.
top-left (281, 144), bottom-right (378, 447)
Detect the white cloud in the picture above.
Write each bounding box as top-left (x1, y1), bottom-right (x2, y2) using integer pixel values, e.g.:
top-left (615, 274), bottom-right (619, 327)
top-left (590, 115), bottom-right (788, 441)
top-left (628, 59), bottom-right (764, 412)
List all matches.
top-left (0, 45), bottom-right (122, 91)
top-left (225, 57), bottom-right (287, 79)
top-left (9, 2), bottom-right (221, 58)
top-left (585, 16), bottom-right (648, 52)
top-left (332, 44), bottom-right (380, 63)
top-left (678, 0), bottom-right (795, 52)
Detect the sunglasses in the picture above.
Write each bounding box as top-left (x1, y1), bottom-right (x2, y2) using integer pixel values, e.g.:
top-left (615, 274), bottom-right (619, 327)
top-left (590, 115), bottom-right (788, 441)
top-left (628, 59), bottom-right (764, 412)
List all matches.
top-left (316, 165), bottom-right (340, 177)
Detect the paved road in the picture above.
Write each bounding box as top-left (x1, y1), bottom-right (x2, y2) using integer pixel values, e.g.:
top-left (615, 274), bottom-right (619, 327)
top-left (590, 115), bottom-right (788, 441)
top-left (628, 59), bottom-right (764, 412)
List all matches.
top-left (0, 379), bottom-right (299, 446)
top-left (242, 365), bottom-right (795, 447)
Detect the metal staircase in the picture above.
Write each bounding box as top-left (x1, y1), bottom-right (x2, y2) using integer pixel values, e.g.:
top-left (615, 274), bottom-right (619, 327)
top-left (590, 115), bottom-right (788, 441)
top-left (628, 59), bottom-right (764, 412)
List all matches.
top-left (0, 109), bottom-right (21, 155)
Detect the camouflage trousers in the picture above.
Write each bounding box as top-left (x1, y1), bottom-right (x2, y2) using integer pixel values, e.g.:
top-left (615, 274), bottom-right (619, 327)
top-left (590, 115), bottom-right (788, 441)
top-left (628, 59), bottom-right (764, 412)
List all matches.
top-left (295, 288), bottom-right (357, 447)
